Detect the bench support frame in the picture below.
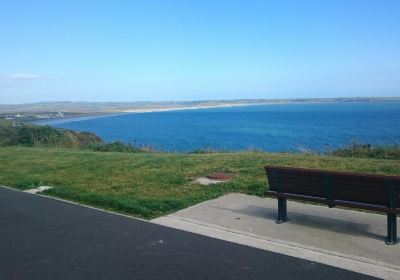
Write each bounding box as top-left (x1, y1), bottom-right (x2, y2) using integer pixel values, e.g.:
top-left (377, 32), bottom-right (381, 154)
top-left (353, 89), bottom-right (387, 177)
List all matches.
top-left (267, 191), bottom-right (399, 245)
top-left (266, 166), bottom-right (400, 245)
top-left (276, 197), bottom-right (288, 224)
top-left (386, 179), bottom-right (398, 244)
top-left (386, 213), bottom-right (398, 245)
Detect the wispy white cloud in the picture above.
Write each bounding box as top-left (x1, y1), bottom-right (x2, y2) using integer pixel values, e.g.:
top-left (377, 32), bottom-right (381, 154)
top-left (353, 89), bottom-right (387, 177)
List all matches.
top-left (1, 73), bottom-right (47, 81)
top-left (0, 73), bottom-right (64, 90)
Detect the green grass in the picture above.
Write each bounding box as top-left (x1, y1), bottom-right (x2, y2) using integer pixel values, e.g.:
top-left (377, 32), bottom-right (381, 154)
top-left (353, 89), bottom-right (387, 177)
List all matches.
top-left (1, 146), bottom-right (399, 219)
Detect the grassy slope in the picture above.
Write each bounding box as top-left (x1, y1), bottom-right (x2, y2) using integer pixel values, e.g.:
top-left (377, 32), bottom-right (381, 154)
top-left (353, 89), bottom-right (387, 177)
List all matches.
top-left (1, 146), bottom-right (399, 219)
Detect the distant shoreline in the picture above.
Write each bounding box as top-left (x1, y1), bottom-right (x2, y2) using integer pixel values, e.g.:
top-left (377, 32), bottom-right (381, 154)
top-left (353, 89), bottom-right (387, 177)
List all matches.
top-left (31, 100), bottom-right (373, 124)
top-left (33, 99), bottom-right (400, 125)
top-left (3, 97), bottom-right (400, 124)
top-left (120, 102), bottom-right (268, 113)
top-left (33, 102), bottom-right (267, 124)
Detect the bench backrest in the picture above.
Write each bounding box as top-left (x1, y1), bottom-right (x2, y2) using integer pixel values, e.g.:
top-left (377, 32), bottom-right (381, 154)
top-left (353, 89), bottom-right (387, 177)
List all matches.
top-left (265, 166), bottom-right (400, 208)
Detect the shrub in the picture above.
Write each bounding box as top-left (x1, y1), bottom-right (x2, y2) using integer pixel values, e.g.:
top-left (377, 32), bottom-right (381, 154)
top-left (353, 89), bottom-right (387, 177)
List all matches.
top-left (86, 141), bottom-right (146, 153)
top-left (328, 142), bottom-right (400, 160)
top-left (0, 120), bottom-right (100, 148)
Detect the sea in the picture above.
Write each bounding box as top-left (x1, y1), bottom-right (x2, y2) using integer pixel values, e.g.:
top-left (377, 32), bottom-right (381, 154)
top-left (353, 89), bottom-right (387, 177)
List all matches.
top-left (36, 102), bottom-right (400, 153)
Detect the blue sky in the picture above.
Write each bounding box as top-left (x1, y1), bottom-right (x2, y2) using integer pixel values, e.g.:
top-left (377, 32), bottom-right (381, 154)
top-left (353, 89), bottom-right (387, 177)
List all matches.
top-left (0, 0), bottom-right (399, 104)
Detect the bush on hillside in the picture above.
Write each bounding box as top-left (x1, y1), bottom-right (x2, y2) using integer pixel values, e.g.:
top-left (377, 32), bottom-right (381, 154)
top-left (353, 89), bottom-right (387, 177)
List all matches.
top-left (328, 142), bottom-right (400, 160)
top-left (86, 141), bottom-right (147, 153)
top-left (0, 120), bottom-right (101, 148)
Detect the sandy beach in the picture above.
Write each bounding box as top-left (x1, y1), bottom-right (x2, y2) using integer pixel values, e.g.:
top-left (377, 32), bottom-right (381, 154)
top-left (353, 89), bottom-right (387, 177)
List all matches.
top-left (32, 103), bottom-right (265, 124)
top-left (120, 102), bottom-right (270, 113)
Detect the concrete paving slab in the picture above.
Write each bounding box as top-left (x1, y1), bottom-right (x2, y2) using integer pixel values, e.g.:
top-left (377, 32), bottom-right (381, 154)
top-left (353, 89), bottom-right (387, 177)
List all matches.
top-left (152, 193), bottom-right (400, 280)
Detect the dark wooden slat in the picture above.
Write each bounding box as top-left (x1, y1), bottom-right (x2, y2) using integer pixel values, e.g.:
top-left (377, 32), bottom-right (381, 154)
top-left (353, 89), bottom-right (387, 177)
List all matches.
top-left (268, 180), bottom-right (390, 199)
top-left (265, 165), bottom-right (400, 181)
top-left (332, 177), bottom-right (387, 189)
top-left (268, 185), bottom-right (387, 205)
top-left (281, 178), bottom-right (387, 196)
top-left (272, 174), bottom-right (397, 196)
top-left (333, 190), bottom-right (387, 205)
top-left (265, 191), bottom-right (400, 214)
top-left (268, 175), bottom-right (324, 188)
top-left (268, 170), bottom-right (393, 189)
top-left (268, 176), bottom-right (388, 202)
top-left (266, 167), bottom-right (400, 192)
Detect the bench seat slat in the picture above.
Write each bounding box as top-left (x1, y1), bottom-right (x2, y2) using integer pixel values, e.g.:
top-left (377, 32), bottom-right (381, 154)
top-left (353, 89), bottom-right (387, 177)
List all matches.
top-left (268, 182), bottom-right (390, 206)
top-left (265, 191), bottom-right (400, 214)
top-left (333, 190), bottom-right (387, 206)
top-left (274, 176), bottom-right (390, 190)
top-left (268, 172), bottom-right (393, 191)
top-left (265, 165), bottom-right (400, 180)
top-left (269, 176), bottom-right (390, 194)
top-left (267, 172), bottom-right (392, 187)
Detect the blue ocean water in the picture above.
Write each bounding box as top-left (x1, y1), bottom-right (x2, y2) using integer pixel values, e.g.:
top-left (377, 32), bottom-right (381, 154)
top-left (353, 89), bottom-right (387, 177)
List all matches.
top-left (37, 102), bottom-right (400, 152)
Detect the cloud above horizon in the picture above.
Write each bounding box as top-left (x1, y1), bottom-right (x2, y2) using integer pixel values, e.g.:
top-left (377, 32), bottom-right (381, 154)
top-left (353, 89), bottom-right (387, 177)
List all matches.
top-left (0, 73), bottom-right (63, 86)
top-left (0, 73), bottom-right (47, 81)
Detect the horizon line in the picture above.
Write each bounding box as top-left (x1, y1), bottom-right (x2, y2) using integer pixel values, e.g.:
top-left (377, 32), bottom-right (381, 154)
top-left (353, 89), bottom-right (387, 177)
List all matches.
top-left (1, 96), bottom-right (400, 106)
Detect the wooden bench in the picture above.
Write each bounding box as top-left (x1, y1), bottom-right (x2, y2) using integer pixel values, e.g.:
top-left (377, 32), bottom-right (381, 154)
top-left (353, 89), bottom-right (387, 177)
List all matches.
top-left (264, 165), bottom-right (400, 245)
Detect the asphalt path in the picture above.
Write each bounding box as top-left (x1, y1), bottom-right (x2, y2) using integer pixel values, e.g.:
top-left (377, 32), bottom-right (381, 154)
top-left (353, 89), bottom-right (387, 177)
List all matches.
top-left (0, 187), bottom-right (377, 280)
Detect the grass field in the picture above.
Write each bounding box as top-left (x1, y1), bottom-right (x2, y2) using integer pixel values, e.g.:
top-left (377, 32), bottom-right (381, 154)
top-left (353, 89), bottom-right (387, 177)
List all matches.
top-left (1, 146), bottom-right (399, 219)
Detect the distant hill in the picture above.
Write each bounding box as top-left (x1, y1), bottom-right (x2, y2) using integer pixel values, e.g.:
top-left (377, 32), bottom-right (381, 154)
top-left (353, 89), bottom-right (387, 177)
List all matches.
top-left (0, 119), bottom-right (101, 148)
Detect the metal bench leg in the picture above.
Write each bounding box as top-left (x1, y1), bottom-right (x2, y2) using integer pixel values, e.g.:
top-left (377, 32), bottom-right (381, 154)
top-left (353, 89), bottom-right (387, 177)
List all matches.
top-left (276, 198), bottom-right (288, 224)
top-left (386, 213), bottom-right (397, 245)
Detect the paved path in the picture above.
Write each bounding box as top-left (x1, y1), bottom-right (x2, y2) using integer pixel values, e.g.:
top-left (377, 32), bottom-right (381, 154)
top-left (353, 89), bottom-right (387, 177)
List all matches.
top-left (0, 187), bottom-right (375, 280)
top-left (153, 194), bottom-right (400, 280)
